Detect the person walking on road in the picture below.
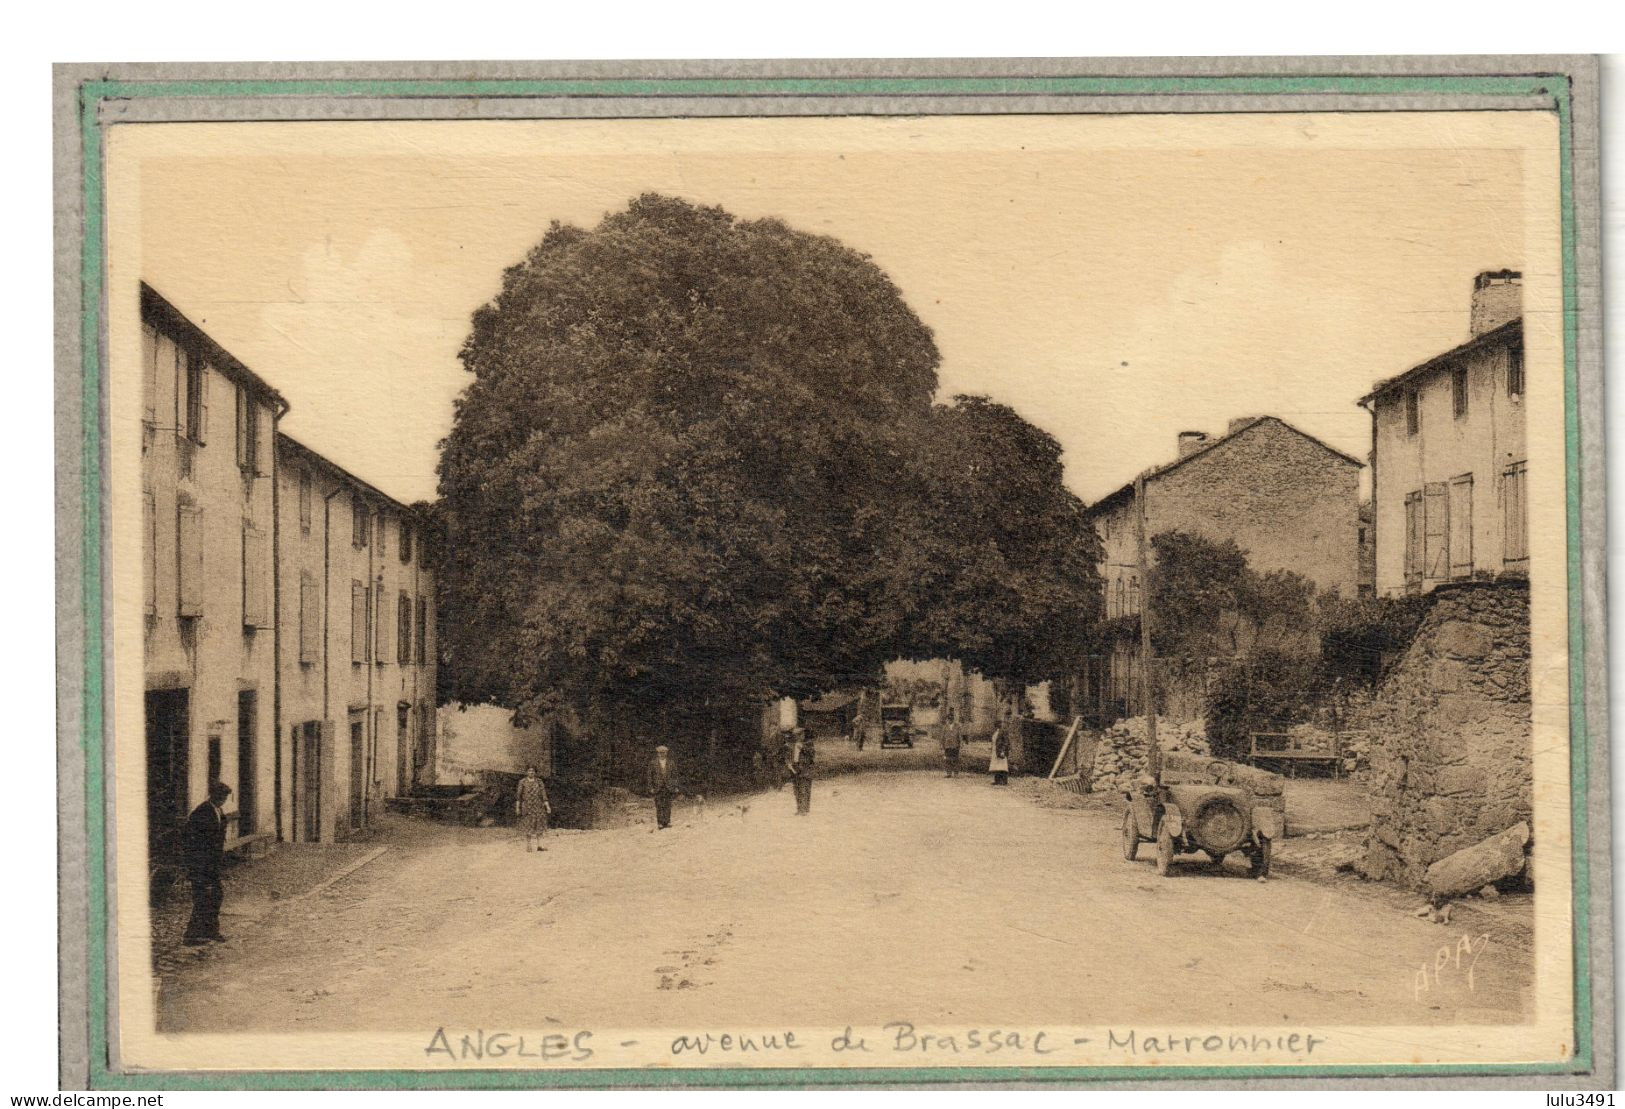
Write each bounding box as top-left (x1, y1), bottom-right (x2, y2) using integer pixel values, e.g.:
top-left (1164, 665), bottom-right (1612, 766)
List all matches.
top-left (941, 707), bottom-right (962, 778)
top-left (988, 725), bottom-right (1011, 786)
top-left (646, 745), bottom-right (679, 830)
top-left (788, 731), bottom-right (815, 815)
top-left (515, 765), bottom-right (551, 852)
top-left (182, 781), bottom-right (232, 946)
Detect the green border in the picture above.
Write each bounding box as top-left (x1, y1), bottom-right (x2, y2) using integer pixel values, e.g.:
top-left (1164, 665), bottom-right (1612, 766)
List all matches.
top-left (76, 70), bottom-right (1593, 1089)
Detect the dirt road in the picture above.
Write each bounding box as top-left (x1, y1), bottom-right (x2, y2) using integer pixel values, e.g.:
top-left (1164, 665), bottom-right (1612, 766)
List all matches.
top-left (157, 768), bottom-right (1531, 1035)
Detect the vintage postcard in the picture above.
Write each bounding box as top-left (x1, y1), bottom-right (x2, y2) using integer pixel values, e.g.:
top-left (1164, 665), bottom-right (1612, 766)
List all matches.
top-left (54, 59), bottom-right (1610, 1089)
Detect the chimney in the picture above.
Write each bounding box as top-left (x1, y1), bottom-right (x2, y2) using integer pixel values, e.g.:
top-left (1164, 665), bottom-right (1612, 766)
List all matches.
top-left (1177, 431), bottom-right (1208, 459)
top-left (1227, 416), bottom-right (1258, 437)
top-left (1470, 269), bottom-right (1522, 336)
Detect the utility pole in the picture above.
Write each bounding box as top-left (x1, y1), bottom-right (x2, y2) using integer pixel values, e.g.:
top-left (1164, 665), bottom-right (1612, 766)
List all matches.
top-left (1135, 472), bottom-right (1159, 783)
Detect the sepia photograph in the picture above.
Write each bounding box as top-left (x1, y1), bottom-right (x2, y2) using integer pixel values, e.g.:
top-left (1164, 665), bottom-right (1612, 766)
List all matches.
top-left (52, 58), bottom-right (1608, 1088)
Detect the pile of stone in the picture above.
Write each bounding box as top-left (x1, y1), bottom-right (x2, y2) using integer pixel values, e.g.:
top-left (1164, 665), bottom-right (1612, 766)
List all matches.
top-left (1088, 716), bottom-right (1210, 796)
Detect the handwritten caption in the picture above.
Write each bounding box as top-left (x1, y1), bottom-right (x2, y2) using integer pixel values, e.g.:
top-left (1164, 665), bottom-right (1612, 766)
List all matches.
top-left (1413, 932), bottom-right (1492, 1002)
top-left (424, 1022), bottom-right (1328, 1064)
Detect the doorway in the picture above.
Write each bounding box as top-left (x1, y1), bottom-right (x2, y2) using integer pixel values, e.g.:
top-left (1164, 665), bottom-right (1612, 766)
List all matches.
top-left (298, 722), bottom-right (322, 842)
top-left (237, 691), bottom-right (257, 836)
top-left (144, 688), bottom-right (189, 862)
top-left (349, 714), bottom-right (366, 830)
top-left (397, 704), bottom-right (411, 795)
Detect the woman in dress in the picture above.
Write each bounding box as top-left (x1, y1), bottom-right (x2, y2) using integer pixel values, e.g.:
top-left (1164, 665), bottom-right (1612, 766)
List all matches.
top-left (515, 765), bottom-right (551, 852)
top-left (988, 726), bottom-right (1011, 786)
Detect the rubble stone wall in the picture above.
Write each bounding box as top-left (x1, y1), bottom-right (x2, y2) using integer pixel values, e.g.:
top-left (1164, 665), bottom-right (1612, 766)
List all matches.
top-left (1356, 580), bottom-right (1531, 887)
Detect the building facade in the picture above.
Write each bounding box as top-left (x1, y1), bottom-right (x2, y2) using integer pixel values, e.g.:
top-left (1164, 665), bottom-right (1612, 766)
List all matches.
top-left (275, 435), bottom-right (437, 843)
top-left (140, 283), bottom-right (437, 857)
top-left (1081, 415), bottom-right (1363, 720)
top-left (141, 284), bottom-right (286, 861)
top-left (1361, 271), bottom-right (1527, 598)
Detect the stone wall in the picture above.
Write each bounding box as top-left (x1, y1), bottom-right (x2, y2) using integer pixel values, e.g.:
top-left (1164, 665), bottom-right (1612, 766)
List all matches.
top-left (1356, 580), bottom-right (1530, 887)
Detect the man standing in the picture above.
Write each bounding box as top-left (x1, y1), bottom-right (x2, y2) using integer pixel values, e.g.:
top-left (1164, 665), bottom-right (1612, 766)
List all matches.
top-left (941, 707), bottom-right (961, 778)
top-left (789, 731), bottom-right (815, 815)
top-left (183, 781), bottom-right (232, 946)
top-left (646, 745), bottom-right (679, 830)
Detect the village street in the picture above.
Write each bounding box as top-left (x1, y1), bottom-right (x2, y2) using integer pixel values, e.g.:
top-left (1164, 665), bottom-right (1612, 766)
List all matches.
top-left (155, 757), bottom-right (1534, 1041)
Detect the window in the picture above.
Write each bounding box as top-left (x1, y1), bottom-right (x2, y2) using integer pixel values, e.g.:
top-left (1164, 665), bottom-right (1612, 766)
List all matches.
top-left (235, 384), bottom-right (260, 473)
top-left (299, 573), bottom-right (320, 664)
top-left (415, 596), bottom-right (428, 665)
top-left (1405, 389), bottom-right (1420, 437)
top-left (1403, 491), bottom-right (1423, 587)
top-left (351, 581), bottom-right (368, 663)
top-left (353, 503), bottom-right (369, 549)
top-left (1508, 344), bottom-right (1525, 398)
top-left (298, 470), bottom-right (313, 533)
top-left (1451, 366), bottom-right (1469, 419)
top-left (142, 491), bottom-right (157, 615)
top-left (398, 592), bottom-right (412, 665)
top-left (399, 521), bottom-right (413, 564)
top-left (1127, 575), bottom-right (1141, 616)
top-left (242, 523), bottom-right (269, 629)
top-left (1503, 461), bottom-right (1529, 565)
top-left (178, 504), bottom-right (204, 617)
top-left (182, 350), bottom-right (207, 444)
top-left (1114, 578), bottom-right (1126, 618)
top-left (1448, 473), bottom-right (1474, 578)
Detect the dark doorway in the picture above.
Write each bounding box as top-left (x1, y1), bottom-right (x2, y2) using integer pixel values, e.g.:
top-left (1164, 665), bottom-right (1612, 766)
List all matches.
top-left (397, 704), bottom-right (411, 795)
top-left (299, 722), bottom-right (322, 842)
top-left (144, 689), bottom-right (190, 862)
top-left (349, 715), bottom-right (366, 830)
top-left (237, 691), bottom-right (257, 836)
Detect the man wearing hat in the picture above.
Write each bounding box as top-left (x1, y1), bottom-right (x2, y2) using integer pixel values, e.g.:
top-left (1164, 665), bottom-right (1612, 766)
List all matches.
top-left (182, 781), bottom-right (233, 945)
top-left (645, 744), bottom-right (680, 830)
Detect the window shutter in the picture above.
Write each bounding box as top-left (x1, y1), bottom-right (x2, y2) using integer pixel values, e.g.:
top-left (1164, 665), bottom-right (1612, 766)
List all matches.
top-left (197, 362), bottom-right (210, 445)
top-left (167, 335), bottom-right (183, 432)
top-left (351, 581), bottom-right (366, 663)
top-left (1403, 491), bottom-right (1423, 582)
top-left (235, 385), bottom-right (248, 468)
top-left (1423, 481), bottom-right (1450, 580)
top-left (1448, 475), bottom-right (1474, 578)
top-left (177, 505), bottom-right (204, 617)
top-left (398, 592), bottom-right (411, 665)
top-left (256, 403), bottom-right (271, 477)
top-left (242, 523), bottom-right (269, 628)
top-left (1503, 462), bottom-right (1529, 564)
top-left (375, 580), bottom-right (390, 663)
top-left (142, 325), bottom-right (159, 424)
top-left (143, 491), bottom-right (157, 615)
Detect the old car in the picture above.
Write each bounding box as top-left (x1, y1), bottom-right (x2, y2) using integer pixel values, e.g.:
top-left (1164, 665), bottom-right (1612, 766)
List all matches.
top-left (1121, 755), bottom-right (1285, 879)
top-left (879, 702), bottom-right (914, 748)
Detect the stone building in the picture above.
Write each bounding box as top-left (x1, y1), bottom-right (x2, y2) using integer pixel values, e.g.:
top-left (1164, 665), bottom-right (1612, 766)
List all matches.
top-left (1079, 416), bottom-right (1363, 721)
top-left (1360, 270), bottom-right (1527, 597)
top-left (275, 435), bottom-right (437, 843)
top-left (140, 283), bottom-right (437, 856)
top-left (1355, 579), bottom-right (1531, 888)
top-left (141, 284), bottom-right (286, 863)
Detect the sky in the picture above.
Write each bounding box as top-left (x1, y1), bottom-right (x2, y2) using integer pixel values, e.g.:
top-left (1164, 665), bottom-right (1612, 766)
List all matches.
top-left (120, 112), bottom-right (1551, 505)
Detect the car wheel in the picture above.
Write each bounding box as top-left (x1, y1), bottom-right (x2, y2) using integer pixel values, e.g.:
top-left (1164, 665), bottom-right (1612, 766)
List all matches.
top-left (1122, 808), bottom-right (1140, 861)
top-left (1252, 837), bottom-right (1273, 880)
top-left (1155, 821), bottom-right (1174, 877)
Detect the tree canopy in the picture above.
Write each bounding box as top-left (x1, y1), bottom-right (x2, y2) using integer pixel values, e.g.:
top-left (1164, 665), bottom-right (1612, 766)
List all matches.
top-left (435, 194), bottom-right (1101, 771)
